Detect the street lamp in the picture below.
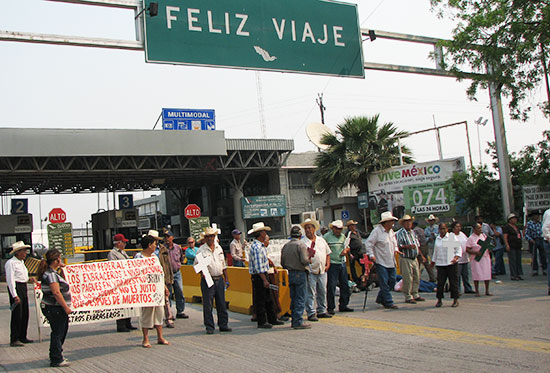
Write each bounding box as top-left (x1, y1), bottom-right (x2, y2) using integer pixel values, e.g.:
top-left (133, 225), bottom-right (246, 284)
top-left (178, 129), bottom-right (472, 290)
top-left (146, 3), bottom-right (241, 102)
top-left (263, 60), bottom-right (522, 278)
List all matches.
top-left (474, 117), bottom-right (488, 166)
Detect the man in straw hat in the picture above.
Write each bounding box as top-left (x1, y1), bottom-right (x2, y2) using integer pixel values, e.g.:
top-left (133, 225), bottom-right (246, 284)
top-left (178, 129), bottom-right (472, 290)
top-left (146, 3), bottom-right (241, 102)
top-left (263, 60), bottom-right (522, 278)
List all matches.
top-left (344, 219), bottom-right (367, 291)
top-left (324, 220), bottom-right (354, 314)
top-left (365, 212), bottom-right (399, 309)
top-left (396, 215), bottom-right (426, 304)
top-left (5, 241), bottom-right (34, 346)
top-left (247, 222), bottom-right (283, 329)
top-left (301, 218), bottom-right (332, 322)
top-left (197, 226), bottom-right (232, 334)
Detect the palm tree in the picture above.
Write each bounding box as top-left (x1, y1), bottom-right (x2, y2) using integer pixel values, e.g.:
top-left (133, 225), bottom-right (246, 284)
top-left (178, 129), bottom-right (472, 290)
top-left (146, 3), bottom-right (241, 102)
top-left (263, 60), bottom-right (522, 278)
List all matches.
top-left (313, 114), bottom-right (413, 194)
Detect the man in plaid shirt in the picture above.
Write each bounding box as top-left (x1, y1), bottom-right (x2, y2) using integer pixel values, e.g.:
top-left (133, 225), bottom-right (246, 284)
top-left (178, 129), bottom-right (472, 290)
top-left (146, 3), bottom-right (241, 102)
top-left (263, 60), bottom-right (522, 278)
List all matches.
top-left (525, 211), bottom-right (547, 276)
top-left (396, 215), bottom-right (426, 304)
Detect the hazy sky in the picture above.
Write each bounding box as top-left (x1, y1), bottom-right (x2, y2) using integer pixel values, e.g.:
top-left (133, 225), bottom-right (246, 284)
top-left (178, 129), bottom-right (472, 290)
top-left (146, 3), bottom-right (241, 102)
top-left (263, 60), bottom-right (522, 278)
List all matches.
top-left (1, 0), bottom-right (548, 237)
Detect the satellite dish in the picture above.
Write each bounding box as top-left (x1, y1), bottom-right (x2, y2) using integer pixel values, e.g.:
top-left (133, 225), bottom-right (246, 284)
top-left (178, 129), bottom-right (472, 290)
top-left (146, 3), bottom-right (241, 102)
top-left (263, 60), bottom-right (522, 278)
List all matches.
top-left (306, 122), bottom-right (334, 150)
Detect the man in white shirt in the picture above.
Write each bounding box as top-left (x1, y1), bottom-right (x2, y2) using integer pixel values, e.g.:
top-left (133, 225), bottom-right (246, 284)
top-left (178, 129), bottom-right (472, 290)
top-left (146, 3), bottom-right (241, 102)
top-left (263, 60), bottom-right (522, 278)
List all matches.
top-left (197, 227), bottom-right (231, 334)
top-left (301, 219), bottom-right (332, 322)
top-left (365, 212), bottom-right (399, 309)
top-left (5, 241), bottom-right (33, 347)
top-left (542, 209), bottom-right (550, 295)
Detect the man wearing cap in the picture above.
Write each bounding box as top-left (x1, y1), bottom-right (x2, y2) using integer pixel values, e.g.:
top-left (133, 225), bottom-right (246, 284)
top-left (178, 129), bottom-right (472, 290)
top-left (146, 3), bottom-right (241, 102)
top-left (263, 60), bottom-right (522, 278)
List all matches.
top-left (301, 218), bottom-right (332, 322)
top-left (248, 222), bottom-right (283, 329)
top-left (197, 227), bottom-right (231, 334)
top-left (365, 212), bottom-right (399, 309)
top-left (5, 241), bottom-right (34, 347)
top-left (525, 211), bottom-right (547, 277)
top-left (281, 225), bottom-right (312, 329)
top-left (396, 215), bottom-right (426, 304)
top-left (229, 229), bottom-right (246, 267)
top-left (164, 230), bottom-right (189, 319)
top-left (108, 234), bottom-right (138, 332)
top-left (324, 220), bottom-right (353, 314)
top-left (344, 220), bottom-right (367, 290)
top-left (424, 214), bottom-right (439, 261)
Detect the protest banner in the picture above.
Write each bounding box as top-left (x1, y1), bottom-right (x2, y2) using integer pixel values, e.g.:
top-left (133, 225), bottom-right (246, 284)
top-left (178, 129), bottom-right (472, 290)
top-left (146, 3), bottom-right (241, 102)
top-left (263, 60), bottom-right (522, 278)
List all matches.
top-left (366, 157), bottom-right (465, 223)
top-left (64, 257), bottom-right (165, 311)
top-left (33, 282), bottom-right (139, 327)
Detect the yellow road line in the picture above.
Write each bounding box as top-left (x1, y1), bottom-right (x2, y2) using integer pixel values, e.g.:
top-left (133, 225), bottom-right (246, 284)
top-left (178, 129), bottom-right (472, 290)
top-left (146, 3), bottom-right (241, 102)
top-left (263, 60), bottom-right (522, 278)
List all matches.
top-left (323, 316), bottom-right (550, 354)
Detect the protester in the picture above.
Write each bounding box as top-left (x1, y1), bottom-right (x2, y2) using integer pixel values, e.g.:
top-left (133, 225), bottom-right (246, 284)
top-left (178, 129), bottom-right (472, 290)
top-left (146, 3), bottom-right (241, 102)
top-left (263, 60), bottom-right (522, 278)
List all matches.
top-left (396, 215), bottom-right (426, 304)
top-left (542, 208), bottom-right (550, 295)
top-left (466, 223), bottom-right (493, 296)
top-left (247, 222), bottom-right (283, 329)
top-left (424, 214), bottom-right (439, 261)
top-left (107, 234), bottom-right (138, 332)
top-left (135, 235), bottom-right (170, 347)
top-left (475, 215), bottom-right (495, 238)
top-left (432, 223), bottom-right (461, 307)
top-left (37, 249), bottom-right (72, 366)
top-left (281, 225), bottom-right (311, 329)
top-left (229, 229), bottom-right (247, 267)
top-left (365, 212), bottom-right (399, 309)
top-left (324, 220), bottom-right (353, 314)
top-left (490, 223), bottom-right (507, 276)
top-left (184, 236), bottom-right (198, 265)
top-left (197, 227), bottom-right (231, 334)
top-left (344, 220), bottom-right (367, 290)
top-left (164, 230), bottom-right (188, 319)
top-left (502, 213), bottom-right (524, 280)
top-left (148, 230), bottom-right (175, 328)
top-left (450, 222), bottom-right (475, 294)
top-left (5, 241), bottom-right (33, 347)
top-left (525, 211), bottom-right (547, 276)
top-left (301, 218), bottom-right (332, 322)
top-left (413, 221), bottom-right (436, 282)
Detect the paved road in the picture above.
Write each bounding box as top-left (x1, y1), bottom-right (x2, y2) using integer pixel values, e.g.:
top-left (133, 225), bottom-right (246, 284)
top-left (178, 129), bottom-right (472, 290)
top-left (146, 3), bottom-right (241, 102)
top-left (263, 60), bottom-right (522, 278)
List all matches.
top-left (1, 263), bottom-right (549, 372)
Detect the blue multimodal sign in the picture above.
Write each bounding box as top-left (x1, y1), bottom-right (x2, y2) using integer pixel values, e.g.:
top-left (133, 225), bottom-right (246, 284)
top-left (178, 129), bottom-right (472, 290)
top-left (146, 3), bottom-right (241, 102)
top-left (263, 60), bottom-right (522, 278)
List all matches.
top-left (162, 108), bottom-right (216, 130)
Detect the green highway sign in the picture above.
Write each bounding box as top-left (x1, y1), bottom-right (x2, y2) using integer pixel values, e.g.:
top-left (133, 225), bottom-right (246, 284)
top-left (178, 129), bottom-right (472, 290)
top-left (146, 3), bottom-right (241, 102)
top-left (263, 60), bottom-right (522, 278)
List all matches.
top-left (242, 195), bottom-right (286, 219)
top-left (188, 216), bottom-right (211, 242)
top-left (47, 223), bottom-right (75, 258)
top-left (143, 0), bottom-right (364, 77)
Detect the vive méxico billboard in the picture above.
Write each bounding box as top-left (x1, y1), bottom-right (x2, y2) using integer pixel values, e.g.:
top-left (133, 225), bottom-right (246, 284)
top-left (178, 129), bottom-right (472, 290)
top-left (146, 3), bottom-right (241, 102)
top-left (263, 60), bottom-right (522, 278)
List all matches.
top-left (367, 157), bottom-right (465, 223)
top-left (143, 0), bottom-right (364, 77)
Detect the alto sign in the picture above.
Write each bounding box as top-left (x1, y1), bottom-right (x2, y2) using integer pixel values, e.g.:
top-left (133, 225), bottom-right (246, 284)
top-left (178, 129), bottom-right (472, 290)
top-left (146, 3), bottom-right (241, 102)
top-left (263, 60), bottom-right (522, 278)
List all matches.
top-left (184, 204), bottom-right (202, 219)
top-left (143, 0), bottom-right (364, 77)
top-left (49, 208), bottom-right (67, 224)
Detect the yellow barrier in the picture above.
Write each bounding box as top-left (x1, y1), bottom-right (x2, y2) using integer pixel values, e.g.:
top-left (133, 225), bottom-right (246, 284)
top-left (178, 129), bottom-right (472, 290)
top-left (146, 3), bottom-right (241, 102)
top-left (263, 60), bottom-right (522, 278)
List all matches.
top-left (181, 265), bottom-right (291, 316)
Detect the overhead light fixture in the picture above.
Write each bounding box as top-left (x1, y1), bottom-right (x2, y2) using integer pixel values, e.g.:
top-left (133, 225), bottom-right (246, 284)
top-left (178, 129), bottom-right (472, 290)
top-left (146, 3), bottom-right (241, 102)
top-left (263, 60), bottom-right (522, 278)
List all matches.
top-left (152, 178), bottom-right (165, 185)
top-left (135, 2), bottom-right (159, 19)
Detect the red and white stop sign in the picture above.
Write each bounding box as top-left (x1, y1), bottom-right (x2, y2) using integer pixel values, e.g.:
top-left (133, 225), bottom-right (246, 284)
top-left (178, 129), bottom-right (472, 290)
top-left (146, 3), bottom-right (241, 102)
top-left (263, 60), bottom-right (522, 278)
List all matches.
top-left (184, 204), bottom-right (201, 219)
top-left (49, 208), bottom-right (67, 224)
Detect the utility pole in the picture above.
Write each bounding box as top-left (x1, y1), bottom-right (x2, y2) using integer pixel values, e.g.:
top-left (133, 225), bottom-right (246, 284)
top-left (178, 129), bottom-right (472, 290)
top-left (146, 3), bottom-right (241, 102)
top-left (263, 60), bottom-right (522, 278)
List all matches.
top-left (316, 93), bottom-right (326, 124)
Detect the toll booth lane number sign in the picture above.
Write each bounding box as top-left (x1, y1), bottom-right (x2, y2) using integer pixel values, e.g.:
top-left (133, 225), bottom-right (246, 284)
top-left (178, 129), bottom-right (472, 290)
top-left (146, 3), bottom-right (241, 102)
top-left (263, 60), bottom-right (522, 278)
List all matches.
top-left (143, 0), bottom-right (364, 78)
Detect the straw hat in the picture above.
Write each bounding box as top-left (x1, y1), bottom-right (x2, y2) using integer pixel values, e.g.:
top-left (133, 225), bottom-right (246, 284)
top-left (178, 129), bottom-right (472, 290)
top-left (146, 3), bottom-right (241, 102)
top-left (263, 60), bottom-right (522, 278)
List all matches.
top-left (247, 222), bottom-right (271, 235)
top-left (379, 211), bottom-right (398, 224)
top-left (203, 226), bottom-right (218, 236)
top-left (507, 213), bottom-right (518, 221)
top-left (425, 214), bottom-right (439, 223)
top-left (10, 241), bottom-right (30, 256)
top-left (398, 214), bottom-right (415, 225)
top-left (300, 218), bottom-right (320, 231)
top-left (329, 220), bottom-right (344, 229)
top-left (147, 230), bottom-right (161, 240)
top-left (346, 220), bottom-right (359, 226)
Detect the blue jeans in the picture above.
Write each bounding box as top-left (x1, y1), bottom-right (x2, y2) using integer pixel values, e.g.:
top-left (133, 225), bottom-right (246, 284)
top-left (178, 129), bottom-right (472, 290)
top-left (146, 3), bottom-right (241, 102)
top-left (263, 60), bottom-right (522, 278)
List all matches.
top-left (288, 271), bottom-right (307, 327)
top-left (41, 305), bottom-right (69, 366)
top-left (492, 249), bottom-right (506, 275)
top-left (545, 241), bottom-right (550, 288)
top-left (375, 264), bottom-right (396, 306)
top-left (169, 270), bottom-right (185, 314)
top-left (458, 263), bottom-right (473, 293)
top-left (200, 277), bottom-right (229, 331)
top-left (306, 272), bottom-right (328, 316)
top-left (327, 263), bottom-right (351, 311)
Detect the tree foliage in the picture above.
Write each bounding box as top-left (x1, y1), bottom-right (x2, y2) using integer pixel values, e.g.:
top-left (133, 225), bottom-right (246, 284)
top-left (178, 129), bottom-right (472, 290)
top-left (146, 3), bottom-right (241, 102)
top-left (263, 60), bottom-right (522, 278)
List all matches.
top-left (313, 115), bottom-right (413, 194)
top-left (430, 0), bottom-right (550, 121)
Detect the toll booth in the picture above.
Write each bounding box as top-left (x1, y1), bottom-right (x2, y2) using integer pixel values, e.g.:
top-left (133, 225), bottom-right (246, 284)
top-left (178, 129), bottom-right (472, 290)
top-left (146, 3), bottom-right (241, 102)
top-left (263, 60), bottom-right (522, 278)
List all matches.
top-left (0, 214), bottom-right (33, 278)
top-left (90, 209), bottom-right (139, 261)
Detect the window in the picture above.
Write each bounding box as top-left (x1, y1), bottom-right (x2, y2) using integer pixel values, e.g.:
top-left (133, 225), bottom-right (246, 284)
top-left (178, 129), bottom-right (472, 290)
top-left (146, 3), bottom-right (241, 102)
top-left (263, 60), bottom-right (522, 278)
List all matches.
top-left (289, 172), bottom-right (313, 189)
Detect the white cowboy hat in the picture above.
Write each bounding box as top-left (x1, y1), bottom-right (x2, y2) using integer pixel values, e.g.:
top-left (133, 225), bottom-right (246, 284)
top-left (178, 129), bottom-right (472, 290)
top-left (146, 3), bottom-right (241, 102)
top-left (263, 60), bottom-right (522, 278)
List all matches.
top-left (425, 214), bottom-right (438, 222)
top-left (247, 222), bottom-right (272, 235)
top-left (147, 229), bottom-right (161, 240)
top-left (346, 219), bottom-right (359, 226)
top-left (507, 213), bottom-right (518, 221)
top-left (300, 218), bottom-right (320, 231)
top-left (203, 226), bottom-right (218, 236)
top-left (379, 211), bottom-right (398, 224)
top-left (10, 241), bottom-right (30, 256)
top-left (329, 220), bottom-right (344, 229)
top-left (398, 214), bottom-right (415, 225)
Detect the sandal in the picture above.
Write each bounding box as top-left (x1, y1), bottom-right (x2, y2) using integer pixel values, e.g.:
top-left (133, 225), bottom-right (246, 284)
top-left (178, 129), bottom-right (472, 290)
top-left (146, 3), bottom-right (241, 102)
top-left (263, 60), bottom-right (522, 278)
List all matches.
top-left (486, 293), bottom-right (493, 296)
top-left (157, 339), bottom-right (170, 345)
top-left (142, 343), bottom-right (152, 348)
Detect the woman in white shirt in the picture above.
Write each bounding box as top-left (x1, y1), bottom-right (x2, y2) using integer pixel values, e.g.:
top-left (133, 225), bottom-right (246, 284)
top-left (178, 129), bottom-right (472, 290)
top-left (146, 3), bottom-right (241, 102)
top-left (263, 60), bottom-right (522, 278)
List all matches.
top-left (431, 223), bottom-right (461, 308)
top-left (450, 222), bottom-right (475, 294)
